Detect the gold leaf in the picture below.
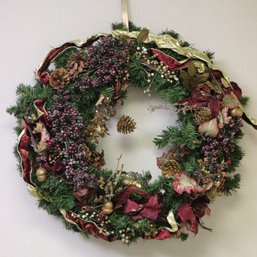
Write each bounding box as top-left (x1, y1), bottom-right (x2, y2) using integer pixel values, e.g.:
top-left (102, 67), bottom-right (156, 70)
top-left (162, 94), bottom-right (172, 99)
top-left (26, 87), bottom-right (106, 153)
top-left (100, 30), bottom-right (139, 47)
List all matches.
top-left (188, 62), bottom-right (197, 77)
top-left (33, 122), bottom-right (44, 133)
top-left (179, 70), bottom-right (190, 88)
top-left (137, 29), bottom-right (150, 43)
top-left (221, 78), bottom-right (231, 88)
top-left (205, 81), bottom-right (222, 94)
top-left (194, 72), bottom-right (209, 83)
top-left (223, 93), bottom-right (240, 109)
top-left (116, 34), bottom-right (131, 42)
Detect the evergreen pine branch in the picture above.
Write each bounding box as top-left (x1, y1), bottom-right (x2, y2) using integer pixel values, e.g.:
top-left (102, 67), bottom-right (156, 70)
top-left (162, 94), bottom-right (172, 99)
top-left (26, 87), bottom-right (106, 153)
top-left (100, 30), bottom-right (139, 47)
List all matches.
top-left (239, 96), bottom-right (250, 106)
top-left (222, 174), bottom-right (241, 196)
top-left (54, 48), bottom-right (78, 69)
top-left (153, 121), bottom-right (199, 149)
top-left (160, 29), bottom-right (179, 39)
top-left (228, 144), bottom-right (244, 173)
top-left (7, 82), bottom-right (54, 119)
top-left (204, 50), bottom-right (215, 60)
top-left (127, 55), bottom-right (148, 88)
top-left (160, 83), bottom-right (188, 103)
top-left (112, 21), bottom-right (143, 32)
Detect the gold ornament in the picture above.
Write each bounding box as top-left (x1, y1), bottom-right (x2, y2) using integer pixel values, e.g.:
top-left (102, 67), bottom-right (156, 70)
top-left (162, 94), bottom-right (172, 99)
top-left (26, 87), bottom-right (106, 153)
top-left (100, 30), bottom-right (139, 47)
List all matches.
top-left (123, 178), bottom-right (142, 188)
top-left (102, 202), bottom-right (113, 215)
top-left (194, 107), bottom-right (212, 125)
top-left (231, 107), bottom-right (243, 117)
top-left (117, 115), bottom-right (136, 134)
top-left (36, 167), bottom-right (47, 182)
top-left (49, 68), bottom-right (69, 89)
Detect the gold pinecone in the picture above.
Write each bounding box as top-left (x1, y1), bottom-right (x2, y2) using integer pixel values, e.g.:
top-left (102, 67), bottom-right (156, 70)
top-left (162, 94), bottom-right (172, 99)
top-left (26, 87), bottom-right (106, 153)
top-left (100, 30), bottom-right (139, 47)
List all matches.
top-left (161, 159), bottom-right (181, 179)
top-left (49, 68), bottom-right (69, 89)
top-left (157, 150), bottom-right (180, 178)
top-left (67, 51), bottom-right (87, 77)
top-left (194, 107), bottom-right (212, 125)
top-left (84, 146), bottom-right (105, 169)
top-left (117, 115), bottom-right (136, 134)
top-left (85, 113), bottom-right (109, 144)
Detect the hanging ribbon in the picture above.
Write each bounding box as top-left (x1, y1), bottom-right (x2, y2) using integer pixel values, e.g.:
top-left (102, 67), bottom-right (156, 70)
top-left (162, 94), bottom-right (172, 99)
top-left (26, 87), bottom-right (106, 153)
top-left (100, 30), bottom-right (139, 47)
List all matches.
top-left (121, 0), bottom-right (129, 30)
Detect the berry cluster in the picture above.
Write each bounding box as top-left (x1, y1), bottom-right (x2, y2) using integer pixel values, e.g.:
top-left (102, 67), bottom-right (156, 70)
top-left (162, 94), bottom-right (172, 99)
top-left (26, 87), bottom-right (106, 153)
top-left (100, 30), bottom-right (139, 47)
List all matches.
top-left (79, 35), bottom-right (134, 90)
top-left (201, 118), bottom-right (243, 174)
top-left (46, 91), bottom-right (95, 190)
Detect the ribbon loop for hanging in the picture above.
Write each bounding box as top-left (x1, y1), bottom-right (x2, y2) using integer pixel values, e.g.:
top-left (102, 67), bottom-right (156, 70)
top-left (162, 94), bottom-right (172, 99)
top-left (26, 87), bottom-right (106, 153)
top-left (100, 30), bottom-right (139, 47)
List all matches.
top-left (121, 0), bottom-right (129, 31)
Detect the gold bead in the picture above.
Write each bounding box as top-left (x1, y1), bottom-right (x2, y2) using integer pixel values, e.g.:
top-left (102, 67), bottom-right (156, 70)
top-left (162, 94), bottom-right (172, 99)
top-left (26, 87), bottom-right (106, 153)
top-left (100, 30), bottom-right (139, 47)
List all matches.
top-left (36, 167), bottom-right (47, 182)
top-left (231, 107), bottom-right (243, 117)
top-left (102, 202), bottom-right (113, 215)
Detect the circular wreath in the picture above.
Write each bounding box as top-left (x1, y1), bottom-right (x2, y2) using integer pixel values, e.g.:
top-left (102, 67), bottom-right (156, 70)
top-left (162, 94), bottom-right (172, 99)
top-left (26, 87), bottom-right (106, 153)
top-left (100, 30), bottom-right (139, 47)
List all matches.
top-left (8, 23), bottom-right (256, 244)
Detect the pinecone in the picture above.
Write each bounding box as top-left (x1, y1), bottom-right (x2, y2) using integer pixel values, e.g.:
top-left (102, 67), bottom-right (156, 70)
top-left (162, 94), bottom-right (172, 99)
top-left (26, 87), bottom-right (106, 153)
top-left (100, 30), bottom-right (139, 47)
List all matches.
top-left (84, 146), bottom-right (105, 169)
top-left (157, 150), bottom-right (180, 178)
top-left (117, 115), bottom-right (136, 134)
top-left (49, 68), bottom-right (69, 89)
top-left (85, 113), bottom-right (109, 144)
top-left (194, 107), bottom-right (212, 125)
top-left (161, 160), bottom-right (181, 178)
top-left (67, 51), bottom-right (88, 77)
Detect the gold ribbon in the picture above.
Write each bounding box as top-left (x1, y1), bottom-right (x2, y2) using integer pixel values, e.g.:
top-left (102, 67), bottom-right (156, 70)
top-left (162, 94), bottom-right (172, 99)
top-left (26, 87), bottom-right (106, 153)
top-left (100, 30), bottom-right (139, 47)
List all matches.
top-left (165, 210), bottom-right (178, 233)
top-left (111, 30), bottom-right (257, 128)
top-left (121, 0), bottom-right (129, 30)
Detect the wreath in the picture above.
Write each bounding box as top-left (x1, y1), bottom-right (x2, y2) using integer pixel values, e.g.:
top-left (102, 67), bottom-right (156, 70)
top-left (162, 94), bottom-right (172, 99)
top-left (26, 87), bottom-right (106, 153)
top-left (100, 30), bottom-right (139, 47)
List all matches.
top-left (7, 22), bottom-right (257, 244)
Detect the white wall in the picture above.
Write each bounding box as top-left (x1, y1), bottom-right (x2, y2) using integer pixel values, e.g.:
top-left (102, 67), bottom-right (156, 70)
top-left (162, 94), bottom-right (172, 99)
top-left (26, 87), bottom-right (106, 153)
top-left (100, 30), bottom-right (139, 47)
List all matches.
top-left (1, 1), bottom-right (257, 257)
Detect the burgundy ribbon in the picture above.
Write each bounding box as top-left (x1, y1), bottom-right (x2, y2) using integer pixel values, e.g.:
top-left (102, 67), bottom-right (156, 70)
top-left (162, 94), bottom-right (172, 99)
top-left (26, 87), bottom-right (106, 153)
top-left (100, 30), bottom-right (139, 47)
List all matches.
top-left (65, 211), bottom-right (116, 241)
top-left (18, 129), bottom-right (34, 185)
top-left (37, 37), bottom-right (100, 84)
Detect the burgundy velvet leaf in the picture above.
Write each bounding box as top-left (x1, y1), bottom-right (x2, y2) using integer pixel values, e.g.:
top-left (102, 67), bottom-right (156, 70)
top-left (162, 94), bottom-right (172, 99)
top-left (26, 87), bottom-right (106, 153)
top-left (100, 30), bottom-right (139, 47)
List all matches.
top-left (124, 199), bottom-right (142, 213)
top-left (115, 186), bottom-right (150, 209)
top-left (155, 228), bottom-right (172, 240)
top-left (209, 98), bottom-right (221, 117)
top-left (178, 202), bottom-right (198, 234)
top-left (191, 196), bottom-right (211, 219)
top-left (230, 81), bottom-right (242, 98)
top-left (211, 69), bottom-right (223, 81)
top-left (139, 194), bottom-right (160, 221)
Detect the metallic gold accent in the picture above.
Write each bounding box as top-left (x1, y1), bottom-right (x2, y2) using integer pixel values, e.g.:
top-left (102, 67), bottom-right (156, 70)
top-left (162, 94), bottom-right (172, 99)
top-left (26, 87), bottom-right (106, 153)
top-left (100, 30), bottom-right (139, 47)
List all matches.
top-left (165, 210), bottom-right (178, 232)
top-left (121, 0), bottom-right (129, 30)
top-left (112, 30), bottom-right (212, 65)
top-left (244, 112), bottom-right (257, 126)
top-left (27, 185), bottom-right (52, 202)
top-left (192, 60), bottom-right (206, 73)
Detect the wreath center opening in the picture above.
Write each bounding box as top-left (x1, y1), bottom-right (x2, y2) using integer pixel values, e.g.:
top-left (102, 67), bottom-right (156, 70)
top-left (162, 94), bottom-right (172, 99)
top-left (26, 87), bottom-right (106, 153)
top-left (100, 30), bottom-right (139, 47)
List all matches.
top-left (97, 86), bottom-right (177, 178)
